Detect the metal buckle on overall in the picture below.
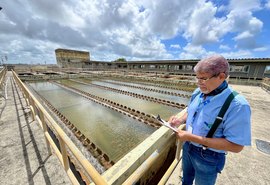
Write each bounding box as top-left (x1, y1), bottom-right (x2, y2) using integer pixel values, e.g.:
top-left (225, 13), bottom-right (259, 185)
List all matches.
top-left (216, 116), bottom-right (223, 121)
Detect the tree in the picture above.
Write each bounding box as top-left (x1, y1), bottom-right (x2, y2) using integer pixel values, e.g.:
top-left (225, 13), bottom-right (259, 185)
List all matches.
top-left (114, 58), bottom-right (127, 63)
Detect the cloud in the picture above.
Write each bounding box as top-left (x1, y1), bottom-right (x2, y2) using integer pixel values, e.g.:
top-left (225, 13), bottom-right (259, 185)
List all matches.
top-left (266, 0), bottom-right (270, 9)
top-left (144, 0), bottom-right (198, 39)
top-left (253, 47), bottom-right (268, 52)
top-left (230, 15), bottom-right (263, 49)
top-left (227, 12), bottom-right (263, 35)
top-left (182, 0), bottom-right (264, 50)
top-left (1, 0), bottom-right (180, 63)
top-left (2, 35), bottom-right (60, 64)
top-left (27, 0), bottom-right (86, 29)
top-left (219, 45), bottom-right (230, 50)
top-left (224, 0), bottom-right (263, 50)
top-left (0, 0), bottom-right (268, 64)
top-left (228, 0), bottom-right (261, 12)
top-left (221, 50), bottom-right (252, 59)
top-left (179, 44), bottom-right (209, 59)
top-left (234, 31), bottom-right (253, 40)
top-left (183, 1), bottom-right (225, 45)
top-left (170, 44), bottom-right (181, 49)
top-left (179, 43), bottom-right (254, 61)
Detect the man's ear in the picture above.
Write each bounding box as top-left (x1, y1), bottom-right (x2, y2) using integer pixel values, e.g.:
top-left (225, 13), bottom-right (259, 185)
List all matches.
top-left (219, 72), bottom-right (226, 80)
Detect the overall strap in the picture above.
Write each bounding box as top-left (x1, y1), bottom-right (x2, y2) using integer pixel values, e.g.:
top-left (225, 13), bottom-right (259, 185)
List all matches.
top-left (190, 90), bottom-right (201, 103)
top-left (206, 91), bottom-right (239, 138)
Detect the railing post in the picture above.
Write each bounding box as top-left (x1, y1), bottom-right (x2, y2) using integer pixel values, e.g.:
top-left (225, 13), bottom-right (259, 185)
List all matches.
top-left (175, 124), bottom-right (185, 160)
top-left (29, 98), bottom-right (36, 121)
top-left (25, 92), bottom-right (30, 106)
top-left (59, 137), bottom-right (70, 171)
top-left (40, 111), bottom-right (52, 155)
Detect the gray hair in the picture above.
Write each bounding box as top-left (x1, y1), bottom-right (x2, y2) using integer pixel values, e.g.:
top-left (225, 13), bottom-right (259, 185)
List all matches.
top-left (194, 55), bottom-right (229, 77)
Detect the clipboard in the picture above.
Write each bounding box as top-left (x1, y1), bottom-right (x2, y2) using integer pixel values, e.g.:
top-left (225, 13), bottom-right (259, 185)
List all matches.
top-left (155, 114), bottom-right (178, 132)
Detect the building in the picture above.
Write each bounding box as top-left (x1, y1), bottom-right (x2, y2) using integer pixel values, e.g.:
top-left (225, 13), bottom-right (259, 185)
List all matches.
top-left (86, 58), bottom-right (270, 80)
top-left (55, 48), bottom-right (90, 68)
top-left (54, 49), bottom-right (270, 79)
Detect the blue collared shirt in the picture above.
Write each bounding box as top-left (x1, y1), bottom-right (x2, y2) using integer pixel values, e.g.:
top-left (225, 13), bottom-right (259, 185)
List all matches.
top-left (186, 86), bottom-right (251, 153)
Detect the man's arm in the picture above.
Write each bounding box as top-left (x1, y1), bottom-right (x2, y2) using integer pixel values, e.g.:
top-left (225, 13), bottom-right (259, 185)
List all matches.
top-left (176, 130), bottom-right (244, 153)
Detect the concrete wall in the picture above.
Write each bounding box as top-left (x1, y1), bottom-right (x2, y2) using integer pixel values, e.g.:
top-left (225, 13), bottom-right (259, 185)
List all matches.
top-left (55, 48), bottom-right (90, 68)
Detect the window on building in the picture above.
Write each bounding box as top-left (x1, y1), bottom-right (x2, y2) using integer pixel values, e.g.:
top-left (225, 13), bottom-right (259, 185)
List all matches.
top-left (185, 65), bottom-right (193, 70)
top-left (174, 65), bottom-right (183, 70)
top-left (149, 65), bottom-right (156, 69)
top-left (265, 66), bottom-right (270, 74)
top-left (230, 65), bottom-right (250, 73)
top-left (159, 65), bottom-right (166, 69)
top-left (139, 65), bottom-right (145, 69)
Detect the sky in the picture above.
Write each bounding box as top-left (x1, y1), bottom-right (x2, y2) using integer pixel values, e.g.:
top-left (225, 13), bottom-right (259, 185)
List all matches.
top-left (0, 0), bottom-right (270, 64)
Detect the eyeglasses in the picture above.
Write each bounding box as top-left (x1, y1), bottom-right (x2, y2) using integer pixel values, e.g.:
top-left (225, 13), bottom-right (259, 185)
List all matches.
top-left (195, 74), bottom-right (219, 83)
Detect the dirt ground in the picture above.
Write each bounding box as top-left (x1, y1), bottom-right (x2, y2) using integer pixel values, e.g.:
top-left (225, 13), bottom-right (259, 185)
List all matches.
top-left (166, 84), bottom-right (270, 185)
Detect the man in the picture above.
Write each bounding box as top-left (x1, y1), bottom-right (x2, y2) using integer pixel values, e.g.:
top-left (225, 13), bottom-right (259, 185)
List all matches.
top-left (169, 55), bottom-right (251, 185)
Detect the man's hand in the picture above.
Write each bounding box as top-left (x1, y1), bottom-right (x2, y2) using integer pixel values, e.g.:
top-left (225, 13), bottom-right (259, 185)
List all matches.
top-left (168, 110), bottom-right (187, 128)
top-left (168, 116), bottom-right (182, 127)
top-left (176, 129), bottom-right (191, 142)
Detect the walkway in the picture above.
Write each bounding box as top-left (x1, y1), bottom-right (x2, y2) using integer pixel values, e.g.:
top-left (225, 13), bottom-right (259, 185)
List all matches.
top-left (0, 72), bottom-right (71, 185)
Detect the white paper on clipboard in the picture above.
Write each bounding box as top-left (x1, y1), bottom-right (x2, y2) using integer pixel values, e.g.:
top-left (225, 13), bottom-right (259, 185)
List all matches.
top-left (155, 115), bottom-right (178, 132)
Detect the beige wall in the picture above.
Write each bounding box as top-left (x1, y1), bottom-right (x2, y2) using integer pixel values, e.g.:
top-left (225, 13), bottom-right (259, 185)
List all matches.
top-left (55, 49), bottom-right (90, 68)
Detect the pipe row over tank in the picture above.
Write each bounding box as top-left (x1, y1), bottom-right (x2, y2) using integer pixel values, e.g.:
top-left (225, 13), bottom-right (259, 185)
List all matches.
top-left (40, 95), bottom-right (114, 169)
top-left (71, 79), bottom-right (187, 109)
top-left (99, 80), bottom-right (192, 98)
top-left (113, 77), bottom-right (196, 92)
top-left (52, 81), bottom-right (162, 128)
